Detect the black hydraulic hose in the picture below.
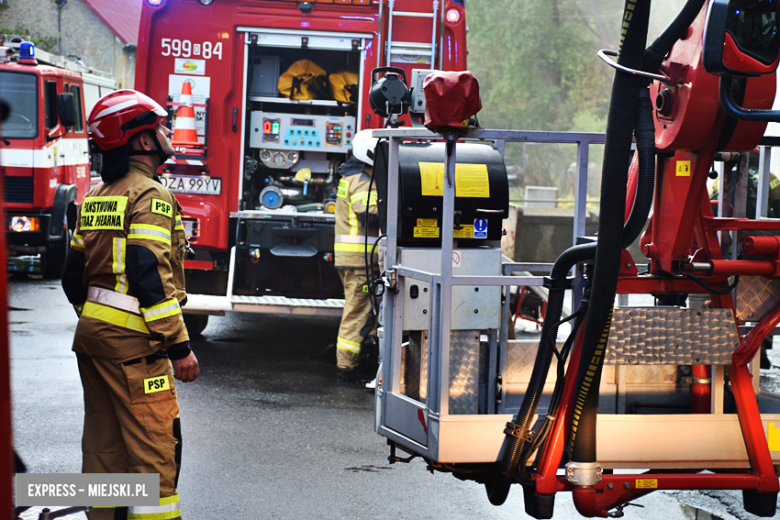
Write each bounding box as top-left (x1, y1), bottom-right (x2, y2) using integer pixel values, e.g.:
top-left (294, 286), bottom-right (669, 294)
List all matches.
top-left (488, 243), bottom-right (595, 505)
top-left (623, 88), bottom-right (656, 246)
top-left (569, 0), bottom-right (650, 465)
top-left (488, 5), bottom-right (666, 505)
top-left (488, 63), bottom-right (659, 509)
top-left (643, 0), bottom-right (707, 74)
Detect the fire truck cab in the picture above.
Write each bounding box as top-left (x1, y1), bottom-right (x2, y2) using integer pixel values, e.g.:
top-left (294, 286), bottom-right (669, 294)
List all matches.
top-left (136, 0), bottom-right (466, 332)
top-left (0, 40), bottom-right (115, 278)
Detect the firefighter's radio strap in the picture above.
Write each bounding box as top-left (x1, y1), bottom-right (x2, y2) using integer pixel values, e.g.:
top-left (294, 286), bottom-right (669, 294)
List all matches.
top-left (87, 286), bottom-right (141, 315)
top-left (279, 59), bottom-right (329, 101)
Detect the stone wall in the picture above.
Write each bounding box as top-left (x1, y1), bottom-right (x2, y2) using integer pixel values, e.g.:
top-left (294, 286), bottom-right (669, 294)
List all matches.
top-left (0, 0), bottom-right (135, 88)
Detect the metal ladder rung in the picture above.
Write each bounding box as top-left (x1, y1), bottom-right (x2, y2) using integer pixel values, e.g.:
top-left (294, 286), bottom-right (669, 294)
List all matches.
top-left (391, 51), bottom-right (434, 57)
top-left (392, 11), bottom-right (435, 18)
top-left (390, 42), bottom-right (434, 50)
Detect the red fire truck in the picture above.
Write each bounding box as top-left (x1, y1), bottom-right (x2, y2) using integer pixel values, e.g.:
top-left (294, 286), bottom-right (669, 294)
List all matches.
top-left (136, 0), bottom-right (467, 333)
top-left (0, 40), bottom-right (116, 278)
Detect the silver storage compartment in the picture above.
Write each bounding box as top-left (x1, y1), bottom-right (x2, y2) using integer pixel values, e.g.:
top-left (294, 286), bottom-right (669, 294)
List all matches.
top-left (398, 247), bottom-right (501, 331)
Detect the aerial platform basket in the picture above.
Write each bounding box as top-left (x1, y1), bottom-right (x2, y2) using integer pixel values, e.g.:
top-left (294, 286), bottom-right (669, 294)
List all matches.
top-left (372, 127), bottom-right (780, 470)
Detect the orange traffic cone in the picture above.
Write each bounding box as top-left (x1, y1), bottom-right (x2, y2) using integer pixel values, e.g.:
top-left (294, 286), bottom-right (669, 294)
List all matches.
top-left (171, 82), bottom-right (202, 149)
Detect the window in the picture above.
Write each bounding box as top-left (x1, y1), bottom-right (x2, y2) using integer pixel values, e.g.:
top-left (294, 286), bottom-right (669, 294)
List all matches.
top-left (44, 80), bottom-right (58, 130)
top-left (0, 71), bottom-right (38, 139)
top-left (70, 84), bottom-right (83, 132)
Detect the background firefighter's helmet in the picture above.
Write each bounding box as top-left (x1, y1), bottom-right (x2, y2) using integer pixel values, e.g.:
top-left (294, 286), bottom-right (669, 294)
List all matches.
top-left (351, 130), bottom-right (379, 166)
top-left (87, 89), bottom-right (167, 152)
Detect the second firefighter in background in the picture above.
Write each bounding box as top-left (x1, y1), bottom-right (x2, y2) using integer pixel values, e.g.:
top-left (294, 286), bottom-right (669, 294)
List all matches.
top-left (334, 130), bottom-right (380, 381)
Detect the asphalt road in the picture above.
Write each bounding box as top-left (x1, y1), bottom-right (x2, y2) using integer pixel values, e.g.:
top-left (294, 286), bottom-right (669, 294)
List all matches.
top-left (9, 275), bottom-right (780, 520)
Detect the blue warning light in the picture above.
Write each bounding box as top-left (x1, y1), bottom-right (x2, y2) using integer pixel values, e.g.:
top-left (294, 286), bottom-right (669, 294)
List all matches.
top-left (19, 42), bottom-right (35, 60)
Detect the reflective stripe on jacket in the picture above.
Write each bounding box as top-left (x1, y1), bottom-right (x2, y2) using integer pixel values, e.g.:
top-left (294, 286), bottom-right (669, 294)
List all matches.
top-left (334, 166), bottom-right (379, 268)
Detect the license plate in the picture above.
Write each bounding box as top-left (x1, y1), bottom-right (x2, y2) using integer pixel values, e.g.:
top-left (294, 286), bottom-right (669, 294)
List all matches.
top-left (159, 174), bottom-right (221, 195)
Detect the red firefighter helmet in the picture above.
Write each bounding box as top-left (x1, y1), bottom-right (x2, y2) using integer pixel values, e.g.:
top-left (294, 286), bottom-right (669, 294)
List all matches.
top-left (87, 89), bottom-right (167, 151)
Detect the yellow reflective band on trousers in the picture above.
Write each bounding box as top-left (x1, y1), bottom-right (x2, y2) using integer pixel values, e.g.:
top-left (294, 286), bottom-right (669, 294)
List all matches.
top-left (334, 242), bottom-right (375, 253)
top-left (141, 299), bottom-right (182, 323)
top-left (337, 336), bottom-right (361, 353)
top-left (128, 224), bottom-right (172, 245)
top-left (128, 493), bottom-right (181, 520)
top-left (112, 237), bottom-right (128, 295)
top-left (71, 233), bottom-right (85, 250)
top-left (82, 301), bottom-right (149, 334)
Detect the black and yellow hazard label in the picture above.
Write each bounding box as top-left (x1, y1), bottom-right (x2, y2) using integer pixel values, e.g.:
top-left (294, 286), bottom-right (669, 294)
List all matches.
top-left (676, 160), bottom-right (691, 177)
top-left (416, 218), bottom-right (438, 227)
top-left (635, 479), bottom-right (657, 489)
top-left (151, 198), bottom-right (173, 218)
top-left (337, 178), bottom-right (348, 199)
top-left (143, 375), bottom-right (170, 394)
top-left (80, 196), bottom-right (128, 230)
top-left (453, 225), bottom-right (474, 239)
top-left (414, 226), bottom-right (440, 238)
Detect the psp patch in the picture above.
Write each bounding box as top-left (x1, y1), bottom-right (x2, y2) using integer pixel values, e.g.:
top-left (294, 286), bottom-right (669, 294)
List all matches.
top-left (143, 375), bottom-right (170, 394)
top-left (151, 199), bottom-right (173, 218)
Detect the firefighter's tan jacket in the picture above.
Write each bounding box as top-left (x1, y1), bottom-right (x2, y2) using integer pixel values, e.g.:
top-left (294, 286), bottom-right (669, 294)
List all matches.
top-left (64, 160), bottom-right (189, 360)
top-left (334, 166), bottom-right (379, 268)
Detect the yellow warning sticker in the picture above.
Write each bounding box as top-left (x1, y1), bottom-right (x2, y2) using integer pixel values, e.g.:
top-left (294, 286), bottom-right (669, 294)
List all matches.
top-left (676, 160), bottom-right (691, 177)
top-left (769, 422), bottom-right (780, 451)
top-left (414, 226), bottom-right (440, 238)
top-left (455, 163), bottom-right (490, 198)
top-left (418, 162), bottom-right (490, 198)
top-left (151, 198), bottom-right (173, 218)
top-left (80, 196), bottom-right (128, 230)
top-left (143, 375), bottom-right (170, 394)
top-left (416, 218), bottom-right (438, 227)
top-left (419, 162), bottom-right (445, 196)
top-left (635, 479), bottom-right (658, 489)
top-left (453, 225), bottom-right (474, 239)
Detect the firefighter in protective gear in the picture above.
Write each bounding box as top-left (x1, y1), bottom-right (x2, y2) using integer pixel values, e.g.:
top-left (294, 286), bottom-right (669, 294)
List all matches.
top-left (62, 90), bottom-right (199, 520)
top-left (334, 130), bottom-right (380, 381)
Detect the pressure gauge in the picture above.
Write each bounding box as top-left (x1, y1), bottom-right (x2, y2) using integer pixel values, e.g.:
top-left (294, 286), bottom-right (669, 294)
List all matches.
top-left (287, 152), bottom-right (298, 162)
top-left (273, 153), bottom-right (286, 166)
top-left (260, 150), bottom-right (271, 161)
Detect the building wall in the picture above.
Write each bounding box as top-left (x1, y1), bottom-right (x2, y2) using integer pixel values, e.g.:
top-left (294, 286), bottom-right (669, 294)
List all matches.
top-left (0, 0), bottom-right (135, 88)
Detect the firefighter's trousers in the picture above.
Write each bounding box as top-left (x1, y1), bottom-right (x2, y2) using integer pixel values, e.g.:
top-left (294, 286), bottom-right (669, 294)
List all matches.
top-left (336, 268), bottom-right (377, 369)
top-left (77, 352), bottom-right (183, 520)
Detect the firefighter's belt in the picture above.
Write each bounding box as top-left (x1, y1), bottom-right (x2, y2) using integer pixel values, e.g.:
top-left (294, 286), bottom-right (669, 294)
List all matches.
top-left (87, 286), bottom-right (141, 314)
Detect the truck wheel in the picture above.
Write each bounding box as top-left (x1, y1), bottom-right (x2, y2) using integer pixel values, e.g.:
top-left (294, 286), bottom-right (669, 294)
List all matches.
top-left (183, 314), bottom-right (209, 337)
top-left (41, 226), bottom-right (69, 279)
